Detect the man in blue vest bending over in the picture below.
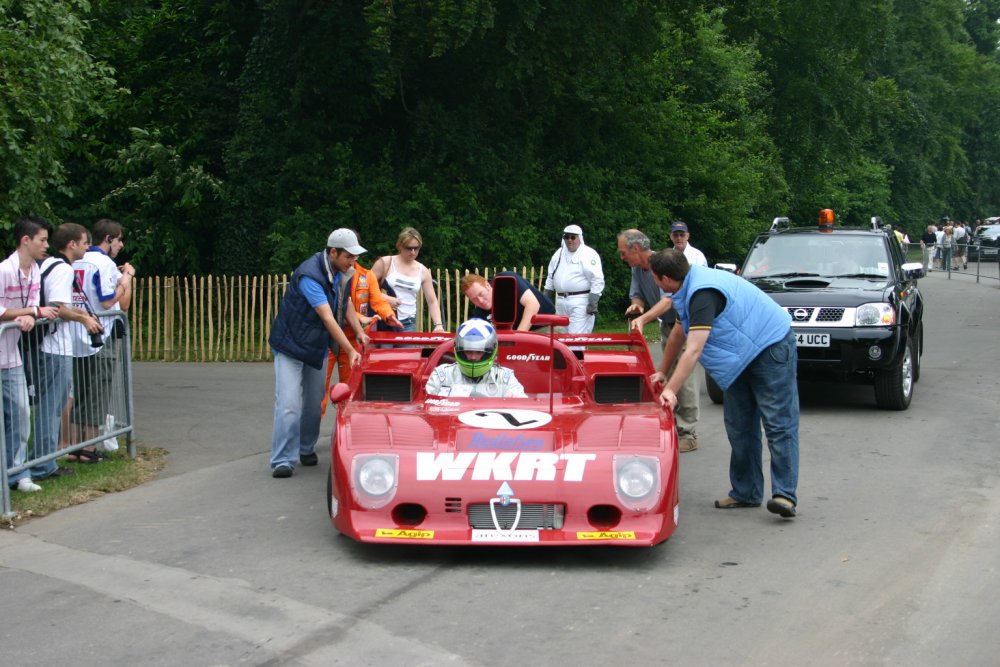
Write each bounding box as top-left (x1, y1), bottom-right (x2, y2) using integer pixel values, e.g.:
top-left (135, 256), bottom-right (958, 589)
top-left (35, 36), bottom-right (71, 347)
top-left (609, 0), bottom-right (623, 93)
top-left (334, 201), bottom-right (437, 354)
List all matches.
top-left (648, 249), bottom-right (800, 519)
top-left (268, 229), bottom-right (370, 479)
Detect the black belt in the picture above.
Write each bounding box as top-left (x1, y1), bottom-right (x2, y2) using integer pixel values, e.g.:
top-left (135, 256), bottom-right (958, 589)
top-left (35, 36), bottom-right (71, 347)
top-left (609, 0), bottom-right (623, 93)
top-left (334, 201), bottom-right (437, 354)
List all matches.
top-left (556, 290), bottom-right (590, 297)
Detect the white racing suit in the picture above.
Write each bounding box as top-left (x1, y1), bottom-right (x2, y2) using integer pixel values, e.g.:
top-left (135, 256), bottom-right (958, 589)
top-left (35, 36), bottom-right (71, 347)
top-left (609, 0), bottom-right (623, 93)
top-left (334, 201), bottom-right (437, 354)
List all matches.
top-left (425, 364), bottom-right (527, 398)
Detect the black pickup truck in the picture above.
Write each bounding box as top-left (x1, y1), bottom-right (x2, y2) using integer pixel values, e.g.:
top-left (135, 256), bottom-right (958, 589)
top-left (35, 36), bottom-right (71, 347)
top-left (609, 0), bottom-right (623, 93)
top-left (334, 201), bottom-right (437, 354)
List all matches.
top-left (710, 215), bottom-right (925, 410)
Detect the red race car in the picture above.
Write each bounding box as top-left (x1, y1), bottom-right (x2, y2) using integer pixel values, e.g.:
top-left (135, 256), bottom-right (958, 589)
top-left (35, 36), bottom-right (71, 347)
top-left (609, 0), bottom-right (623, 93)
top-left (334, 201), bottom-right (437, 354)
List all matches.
top-left (326, 278), bottom-right (679, 546)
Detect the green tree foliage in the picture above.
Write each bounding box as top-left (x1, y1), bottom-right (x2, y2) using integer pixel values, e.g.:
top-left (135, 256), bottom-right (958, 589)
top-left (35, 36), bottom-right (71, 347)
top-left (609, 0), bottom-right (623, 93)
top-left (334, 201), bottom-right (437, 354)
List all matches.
top-left (220, 0), bottom-right (781, 315)
top-left (48, 0), bottom-right (258, 270)
top-left (0, 0), bottom-right (114, 236)
top-left (9, 0), bottom-right (1000, 292)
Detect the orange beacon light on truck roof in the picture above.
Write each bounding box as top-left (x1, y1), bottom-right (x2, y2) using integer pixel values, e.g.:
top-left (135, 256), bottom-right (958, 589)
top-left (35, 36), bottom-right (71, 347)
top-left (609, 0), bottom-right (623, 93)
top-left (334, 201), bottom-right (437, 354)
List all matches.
top-left (818, 208), bottom-right (835, 231)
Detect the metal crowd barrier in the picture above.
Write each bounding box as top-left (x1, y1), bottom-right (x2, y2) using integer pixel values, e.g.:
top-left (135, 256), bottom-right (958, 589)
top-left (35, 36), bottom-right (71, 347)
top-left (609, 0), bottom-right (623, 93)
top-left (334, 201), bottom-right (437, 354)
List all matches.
top-left (903, 240), bottom-right (1000, 283)
top-left (1, 311), bottom-right (135, 518)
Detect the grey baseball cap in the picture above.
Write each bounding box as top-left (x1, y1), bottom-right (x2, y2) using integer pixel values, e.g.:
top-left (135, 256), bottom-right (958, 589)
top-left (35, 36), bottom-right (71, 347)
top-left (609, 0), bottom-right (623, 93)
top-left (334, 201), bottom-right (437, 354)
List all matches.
top-left (326, 229), bottom-right (366, 254)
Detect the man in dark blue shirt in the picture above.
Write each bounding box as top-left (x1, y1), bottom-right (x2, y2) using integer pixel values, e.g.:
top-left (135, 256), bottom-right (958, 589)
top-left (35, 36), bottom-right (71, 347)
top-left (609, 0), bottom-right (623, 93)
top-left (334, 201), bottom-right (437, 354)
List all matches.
top-left (460, 271), bottom-right (555, 331)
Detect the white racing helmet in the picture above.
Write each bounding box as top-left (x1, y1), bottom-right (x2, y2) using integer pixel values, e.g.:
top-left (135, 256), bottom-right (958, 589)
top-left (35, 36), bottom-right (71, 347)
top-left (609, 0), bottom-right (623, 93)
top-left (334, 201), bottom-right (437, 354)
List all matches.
top-left (454, 319), bottom-right (498, 378)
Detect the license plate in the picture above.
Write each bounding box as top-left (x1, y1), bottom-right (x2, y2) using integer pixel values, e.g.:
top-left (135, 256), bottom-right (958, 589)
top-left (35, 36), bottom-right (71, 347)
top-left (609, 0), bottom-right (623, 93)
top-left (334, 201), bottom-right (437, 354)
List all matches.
top-left (796, 333), bottom-right (830, 347)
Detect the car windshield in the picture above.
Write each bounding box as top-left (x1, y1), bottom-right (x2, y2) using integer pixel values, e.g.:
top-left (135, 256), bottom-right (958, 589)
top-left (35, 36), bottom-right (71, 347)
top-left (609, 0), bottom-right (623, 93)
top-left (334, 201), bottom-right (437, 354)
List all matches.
top-left (743, 235), bottom-right (891, 280)
top-left (975, 226), bottom-right (1000, 239)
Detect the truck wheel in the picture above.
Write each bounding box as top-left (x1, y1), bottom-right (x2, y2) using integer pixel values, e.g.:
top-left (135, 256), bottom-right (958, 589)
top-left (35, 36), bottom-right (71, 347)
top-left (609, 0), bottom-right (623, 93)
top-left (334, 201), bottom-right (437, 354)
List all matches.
top-left (874, 337), bottom-right (915, 410)
top-left (911, 321), bottom-right (922, 383)
top-left (706, 371), bottom-right (723, 405)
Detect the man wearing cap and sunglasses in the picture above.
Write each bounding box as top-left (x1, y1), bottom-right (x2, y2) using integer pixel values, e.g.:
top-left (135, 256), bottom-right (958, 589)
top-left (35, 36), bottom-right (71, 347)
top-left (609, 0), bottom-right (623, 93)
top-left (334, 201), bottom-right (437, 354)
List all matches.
top-left (543, 225), bottom-right (605, 335)
top-left (268, 228), bottom-right (370, 479)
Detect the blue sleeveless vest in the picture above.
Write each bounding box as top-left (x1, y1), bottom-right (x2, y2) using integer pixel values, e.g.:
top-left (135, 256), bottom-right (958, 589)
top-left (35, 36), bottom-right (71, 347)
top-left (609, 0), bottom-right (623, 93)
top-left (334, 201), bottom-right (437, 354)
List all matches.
top-left (268, 252), bottom-right (346, 369)
top-left (673, 265), bottom-right (791, 390)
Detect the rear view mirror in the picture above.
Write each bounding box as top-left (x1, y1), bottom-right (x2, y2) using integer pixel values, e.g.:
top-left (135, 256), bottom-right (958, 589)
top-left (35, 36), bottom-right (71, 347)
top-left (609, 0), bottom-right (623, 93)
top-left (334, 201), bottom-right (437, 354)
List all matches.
top-left (492, 275), bottom-right (517, 330)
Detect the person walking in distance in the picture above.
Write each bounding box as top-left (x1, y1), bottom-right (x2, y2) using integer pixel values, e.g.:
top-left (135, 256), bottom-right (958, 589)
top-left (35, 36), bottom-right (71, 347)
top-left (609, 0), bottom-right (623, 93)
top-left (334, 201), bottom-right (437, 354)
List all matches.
top-left (919, 225), bottom-right (936, 273)
top-left (543, 224), bottom-right (605, 336)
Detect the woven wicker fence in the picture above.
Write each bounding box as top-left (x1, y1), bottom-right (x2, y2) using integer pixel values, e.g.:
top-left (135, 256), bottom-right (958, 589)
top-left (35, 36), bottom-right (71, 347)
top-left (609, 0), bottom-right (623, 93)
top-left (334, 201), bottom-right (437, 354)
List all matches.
top-left (130, 266), bottom-right (545, 361)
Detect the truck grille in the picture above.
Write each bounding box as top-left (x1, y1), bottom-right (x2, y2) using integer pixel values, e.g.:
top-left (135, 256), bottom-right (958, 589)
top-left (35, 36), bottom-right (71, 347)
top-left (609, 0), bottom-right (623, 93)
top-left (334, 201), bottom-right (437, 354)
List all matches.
top-left (786, 306), bottom-right (852, 327)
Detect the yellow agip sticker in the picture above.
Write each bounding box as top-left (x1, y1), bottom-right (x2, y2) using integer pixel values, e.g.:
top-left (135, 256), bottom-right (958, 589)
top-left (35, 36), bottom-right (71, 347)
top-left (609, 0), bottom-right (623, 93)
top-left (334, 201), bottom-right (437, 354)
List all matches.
top-left (577, 531), bottom-right (636, 540)
top-left (375, 528), bottom-right (435, 539)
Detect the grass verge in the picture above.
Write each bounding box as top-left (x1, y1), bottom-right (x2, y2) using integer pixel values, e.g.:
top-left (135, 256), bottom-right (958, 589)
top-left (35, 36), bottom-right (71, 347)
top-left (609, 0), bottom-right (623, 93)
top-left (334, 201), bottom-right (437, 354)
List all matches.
top-left (2, 446), bottom-right (167, 528)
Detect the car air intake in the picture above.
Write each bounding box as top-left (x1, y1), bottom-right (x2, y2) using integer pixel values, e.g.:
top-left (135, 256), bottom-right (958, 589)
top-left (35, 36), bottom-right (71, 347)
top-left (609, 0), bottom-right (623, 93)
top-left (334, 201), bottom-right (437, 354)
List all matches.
top-left (363, 374), bottom-right (411, 402)
top-left (594, 375), bottom-right (643, 404)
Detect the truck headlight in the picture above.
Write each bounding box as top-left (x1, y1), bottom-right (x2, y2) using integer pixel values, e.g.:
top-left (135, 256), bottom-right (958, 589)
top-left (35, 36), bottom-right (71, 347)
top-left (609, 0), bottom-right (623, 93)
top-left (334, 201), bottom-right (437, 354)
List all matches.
top-left (614, 455), bottom-right (661, 512)
top-left (352, 454), bottom-right (399, 509)
top-left (855, 303), bottom-right (895, 326)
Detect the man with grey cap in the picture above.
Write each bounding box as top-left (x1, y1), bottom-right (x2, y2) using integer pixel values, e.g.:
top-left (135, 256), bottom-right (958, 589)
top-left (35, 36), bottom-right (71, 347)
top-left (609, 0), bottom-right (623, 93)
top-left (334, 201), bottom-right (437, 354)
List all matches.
top-left (543, 224), bottom-right (605, 335)
top-left (268, 228), bottom-right (370, 479)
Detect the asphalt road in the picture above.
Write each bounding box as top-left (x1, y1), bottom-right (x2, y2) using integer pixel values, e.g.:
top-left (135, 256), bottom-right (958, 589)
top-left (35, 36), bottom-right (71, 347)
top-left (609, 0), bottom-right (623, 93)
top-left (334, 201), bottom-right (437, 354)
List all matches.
top-left (2, 270), bottom-right (998, 666)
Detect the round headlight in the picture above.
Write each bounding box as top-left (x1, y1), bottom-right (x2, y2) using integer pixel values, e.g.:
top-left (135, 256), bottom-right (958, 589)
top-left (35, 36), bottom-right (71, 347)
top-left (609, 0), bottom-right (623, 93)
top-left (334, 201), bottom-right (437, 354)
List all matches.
top-left (856, 303), bottom-right (894, 326)
top-left (617, 460), bottom-right (655, 499)
top-left (357, 457), bottom-right (395, 496)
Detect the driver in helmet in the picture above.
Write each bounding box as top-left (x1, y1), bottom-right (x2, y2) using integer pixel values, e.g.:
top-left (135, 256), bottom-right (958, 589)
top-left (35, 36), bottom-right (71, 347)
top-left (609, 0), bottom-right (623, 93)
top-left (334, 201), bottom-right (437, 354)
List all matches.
top-left (425, 319), bottom-right (527, 398)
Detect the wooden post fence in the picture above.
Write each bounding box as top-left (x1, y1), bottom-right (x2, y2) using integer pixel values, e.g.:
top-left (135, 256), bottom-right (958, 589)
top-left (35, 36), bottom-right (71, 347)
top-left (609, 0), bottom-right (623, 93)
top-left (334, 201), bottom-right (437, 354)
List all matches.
top-left (128, 268), bottom-right (543, 361)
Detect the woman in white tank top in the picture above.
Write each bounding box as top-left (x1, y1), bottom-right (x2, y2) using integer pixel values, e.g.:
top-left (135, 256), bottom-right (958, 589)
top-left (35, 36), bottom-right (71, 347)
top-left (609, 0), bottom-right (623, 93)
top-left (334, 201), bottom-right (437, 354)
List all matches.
top-left (372, 227), bottom-right (445, 333)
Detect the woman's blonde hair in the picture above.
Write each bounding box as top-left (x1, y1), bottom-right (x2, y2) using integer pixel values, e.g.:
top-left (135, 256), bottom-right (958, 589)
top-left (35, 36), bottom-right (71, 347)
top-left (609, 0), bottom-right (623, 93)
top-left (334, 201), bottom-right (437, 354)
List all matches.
top-left (395, 227), bottom-right (423, 251)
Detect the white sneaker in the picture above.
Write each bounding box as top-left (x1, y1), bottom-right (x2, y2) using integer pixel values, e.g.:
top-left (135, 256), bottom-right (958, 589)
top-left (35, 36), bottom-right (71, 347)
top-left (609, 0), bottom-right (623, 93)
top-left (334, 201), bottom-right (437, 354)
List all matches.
top-left (16, 478), bottom-right (42, 493)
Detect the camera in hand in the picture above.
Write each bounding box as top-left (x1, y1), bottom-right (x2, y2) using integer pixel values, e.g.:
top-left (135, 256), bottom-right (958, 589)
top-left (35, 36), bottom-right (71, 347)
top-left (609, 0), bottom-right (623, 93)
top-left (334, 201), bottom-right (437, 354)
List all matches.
top-left (90, 329), bottom-right (105, 349)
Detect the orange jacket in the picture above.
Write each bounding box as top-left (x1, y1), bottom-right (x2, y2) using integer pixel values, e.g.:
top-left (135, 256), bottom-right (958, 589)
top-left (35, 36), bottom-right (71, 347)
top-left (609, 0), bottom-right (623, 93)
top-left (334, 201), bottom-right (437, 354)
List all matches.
top-left (323, 263), bottom-right (397, 411)
top-left (345, 262), bottom-right (395, 343)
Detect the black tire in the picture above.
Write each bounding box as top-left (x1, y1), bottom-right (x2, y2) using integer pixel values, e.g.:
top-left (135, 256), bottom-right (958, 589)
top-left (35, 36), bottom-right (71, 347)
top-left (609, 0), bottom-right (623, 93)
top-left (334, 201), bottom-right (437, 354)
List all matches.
top-left (706, 371), bottom-right (724, 405)
top-left (911, 320), bottom-right (923, 383)
top-left (873, 336), bottom-right (915, 410)
top-left (326, 464), bottom-right (334, 518)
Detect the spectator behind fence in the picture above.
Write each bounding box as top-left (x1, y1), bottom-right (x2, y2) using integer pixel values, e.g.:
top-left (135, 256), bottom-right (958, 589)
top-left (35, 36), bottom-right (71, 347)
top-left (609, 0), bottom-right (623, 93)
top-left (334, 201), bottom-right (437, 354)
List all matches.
top-left (954, 221), bottom-right (968, 270)
top-left (371, 228), bottom-right (446, 334)
top-left (69, 218), bottom-right (135, 462)
top-left (462, 271), bottom-right (556, 331)
top-left (268, 229), bottom-right (369, 479)
top-left (29, 224), bottom-right (103, 480)
top-left (2, 216), bottom-right (59, 492)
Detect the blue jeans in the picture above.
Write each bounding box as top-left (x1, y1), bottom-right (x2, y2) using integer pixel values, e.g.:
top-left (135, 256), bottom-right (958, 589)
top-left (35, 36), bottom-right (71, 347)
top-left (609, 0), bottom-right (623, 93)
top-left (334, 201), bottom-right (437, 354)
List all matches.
top-left (30, 353), bottom-right (73, 479)
top-left (3, 367), bottom-right (31, 487)
top-left (722, 330), bottom-right (800, 505)
top-left (270, 351), bottom-right (327, 470)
